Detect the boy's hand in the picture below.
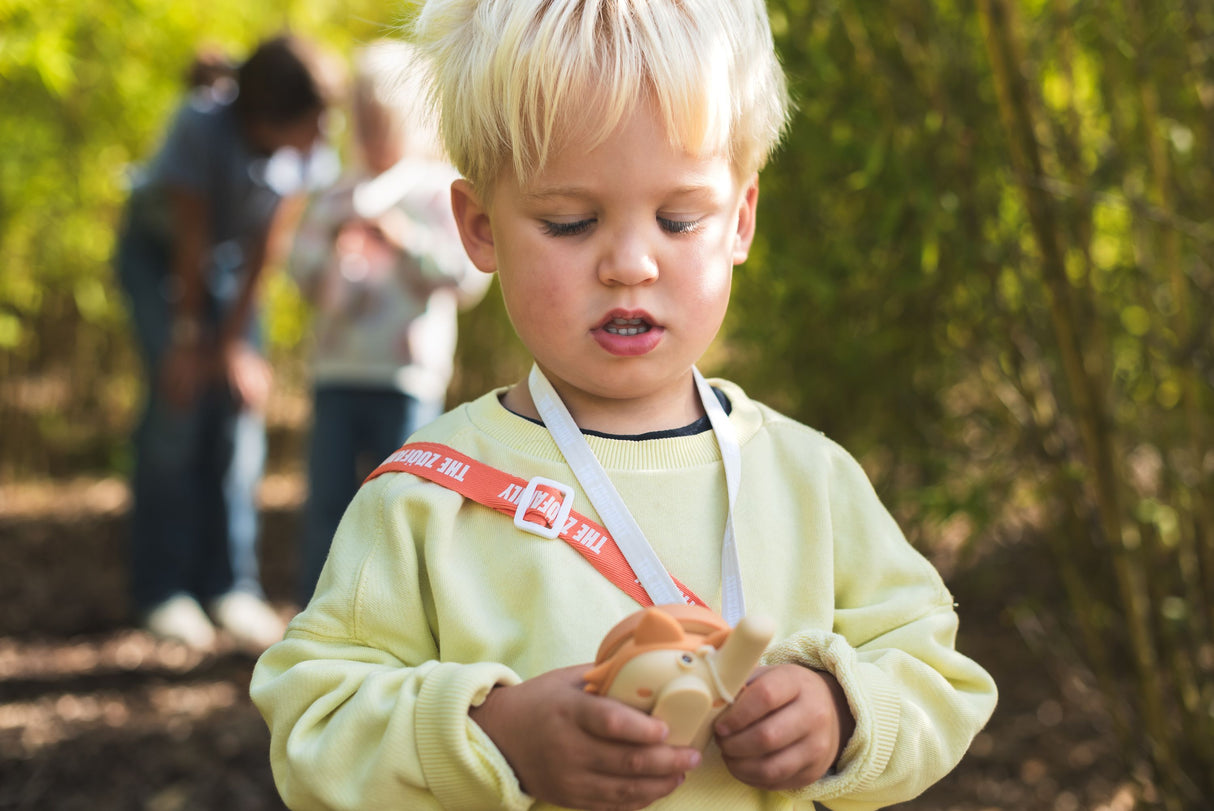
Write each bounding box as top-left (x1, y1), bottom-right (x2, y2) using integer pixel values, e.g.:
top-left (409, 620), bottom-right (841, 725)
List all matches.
top-left (713, 664), bottom-right (855, 792)
top-left (469, 664), bottom-right (702, 811)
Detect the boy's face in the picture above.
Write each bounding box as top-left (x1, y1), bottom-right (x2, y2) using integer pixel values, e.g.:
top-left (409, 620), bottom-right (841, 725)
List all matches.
top-left (452, 103), bottom-right (758, 433)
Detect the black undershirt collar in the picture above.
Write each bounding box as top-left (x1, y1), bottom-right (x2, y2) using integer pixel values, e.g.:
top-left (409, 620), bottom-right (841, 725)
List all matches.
top-left (505, 387), bottom-right (732, 441)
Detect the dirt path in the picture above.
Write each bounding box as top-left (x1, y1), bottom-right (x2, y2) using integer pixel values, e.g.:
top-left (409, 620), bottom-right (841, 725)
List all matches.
top-left (0, 477), bottom-right (1131, 810)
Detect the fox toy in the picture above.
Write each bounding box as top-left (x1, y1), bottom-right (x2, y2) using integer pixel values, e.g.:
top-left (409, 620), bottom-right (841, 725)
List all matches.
top-left (584, 604), bottom-right (775, 749)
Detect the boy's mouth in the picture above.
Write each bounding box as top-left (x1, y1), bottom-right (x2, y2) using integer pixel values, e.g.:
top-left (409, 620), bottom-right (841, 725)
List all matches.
top-left (601, 316), bottom-right (652, 336)
top-left (594, 311), bottom-right (663, 356)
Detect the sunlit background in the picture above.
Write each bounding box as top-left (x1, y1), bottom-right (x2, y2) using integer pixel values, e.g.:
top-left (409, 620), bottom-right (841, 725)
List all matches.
top-left (2, 1), bottom-right (1212, 809)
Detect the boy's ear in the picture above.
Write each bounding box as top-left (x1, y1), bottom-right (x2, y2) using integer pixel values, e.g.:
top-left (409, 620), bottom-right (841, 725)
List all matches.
top-left (450, 178), bottom-right (497, 273)
top-left (732, 174), bottom-right (760, 266)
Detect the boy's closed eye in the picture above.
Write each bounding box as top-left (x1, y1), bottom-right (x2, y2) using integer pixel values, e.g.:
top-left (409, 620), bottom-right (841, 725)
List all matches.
top-left (541, 218), bottom-right (595, 237)
top-left (658, 216), bottom-right (703, 235)
top-left (539, 215), bottom-right (704, 237)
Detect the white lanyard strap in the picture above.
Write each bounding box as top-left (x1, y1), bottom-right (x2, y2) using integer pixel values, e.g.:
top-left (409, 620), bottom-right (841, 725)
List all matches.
top-left (528, 365), bottom-right (746, 625)
top-left (693, 368), bottom-right (746, 625)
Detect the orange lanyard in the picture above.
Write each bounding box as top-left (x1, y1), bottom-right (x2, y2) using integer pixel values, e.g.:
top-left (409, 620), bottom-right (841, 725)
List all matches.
top-left (365, 441), bottom-right (708, 609)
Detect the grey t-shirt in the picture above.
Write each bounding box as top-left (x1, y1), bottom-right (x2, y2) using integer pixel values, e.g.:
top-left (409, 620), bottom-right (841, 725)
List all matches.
top-left (123, 94), bottom-right (337, 282)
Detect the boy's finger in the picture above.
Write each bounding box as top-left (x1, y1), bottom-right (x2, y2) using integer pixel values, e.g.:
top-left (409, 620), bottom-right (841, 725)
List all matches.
top-left (587, 741), bottom-right (702, 779)
top-left (723, 745), bottom-right (823, 792)
top-left (579, 696), bottom-right (672, 744)
top-left (713, 671), bottom-right (797, 737)
top-left (715, 709), bottom-right (804, 759)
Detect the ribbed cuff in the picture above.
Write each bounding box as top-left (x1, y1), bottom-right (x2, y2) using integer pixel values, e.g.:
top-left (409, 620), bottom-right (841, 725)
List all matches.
top-left (763, 630), bottom-right (901, 801)
top-left (414, 661), bottom-right (531, 811)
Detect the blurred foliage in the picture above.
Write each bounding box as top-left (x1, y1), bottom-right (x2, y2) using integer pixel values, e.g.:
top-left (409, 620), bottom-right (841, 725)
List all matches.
top-left (728, 1), bottom-right (1213, 807)
top-left (1, 0), bottom-right (1212, 806)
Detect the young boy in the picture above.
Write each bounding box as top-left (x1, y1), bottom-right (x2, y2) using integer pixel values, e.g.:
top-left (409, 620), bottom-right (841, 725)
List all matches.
top-left (250, 1), bottom-right (997, 809)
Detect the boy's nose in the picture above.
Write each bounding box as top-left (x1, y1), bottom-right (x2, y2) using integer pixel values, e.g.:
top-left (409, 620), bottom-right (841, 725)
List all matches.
top-left (597, 232), bottom-right (659, 286)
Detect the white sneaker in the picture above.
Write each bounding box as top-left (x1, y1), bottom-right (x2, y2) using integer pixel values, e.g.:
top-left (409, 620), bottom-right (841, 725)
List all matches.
top-left (208, 592), bottom-right (286, 652)
top-left (143, 594), bottom-right (217, 649)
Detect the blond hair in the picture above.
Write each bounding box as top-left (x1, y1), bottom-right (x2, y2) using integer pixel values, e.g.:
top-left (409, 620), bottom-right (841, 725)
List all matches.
top-left (410, 0), bottom-right (790, 192)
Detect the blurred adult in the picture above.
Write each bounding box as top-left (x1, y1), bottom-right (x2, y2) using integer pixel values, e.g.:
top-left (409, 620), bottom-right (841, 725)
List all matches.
top-left (114, 34), bottom-right (343, 650)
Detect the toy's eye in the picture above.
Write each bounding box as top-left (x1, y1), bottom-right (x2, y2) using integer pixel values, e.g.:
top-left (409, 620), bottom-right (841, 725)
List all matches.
top-left (679, 653), bottom-right (695, 667)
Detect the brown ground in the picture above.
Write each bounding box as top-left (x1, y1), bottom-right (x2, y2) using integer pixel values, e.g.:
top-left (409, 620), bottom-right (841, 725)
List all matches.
top-left (0, 476), bottom-right (1137, 811)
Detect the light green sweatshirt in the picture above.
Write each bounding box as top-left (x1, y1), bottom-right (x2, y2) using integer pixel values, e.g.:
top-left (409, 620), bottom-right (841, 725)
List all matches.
top-left (251, 380), bottom-right (997, 810)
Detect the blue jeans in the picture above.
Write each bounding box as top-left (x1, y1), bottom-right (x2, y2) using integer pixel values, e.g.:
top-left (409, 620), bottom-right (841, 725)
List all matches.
top-left (117, 229), bottom-right (267, 613)
top-left (299, 386), bottom-right (441, 605)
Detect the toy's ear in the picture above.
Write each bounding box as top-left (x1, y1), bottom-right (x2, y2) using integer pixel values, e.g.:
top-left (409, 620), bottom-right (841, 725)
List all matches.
top-left (583, 661), bottom-right (611, 694)
top-left (704, 628), bottom-right (730, 649)
top-left (634, 608), bottom-right (686, 646)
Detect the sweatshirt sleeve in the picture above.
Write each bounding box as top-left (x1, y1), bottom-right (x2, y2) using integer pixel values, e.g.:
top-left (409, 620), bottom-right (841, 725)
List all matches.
top-left (249, 476), bottom-right (531, 811)
top-left (764, 445), bottom-right (998, 811)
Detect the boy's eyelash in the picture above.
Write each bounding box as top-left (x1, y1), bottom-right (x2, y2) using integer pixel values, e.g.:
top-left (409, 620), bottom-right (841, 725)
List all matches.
top-left (541, 219), bottom-right (594, 237)
top-left (659, 217), bottom-right (702, 234)
top-left (540, 216), bottom-right (702, 237)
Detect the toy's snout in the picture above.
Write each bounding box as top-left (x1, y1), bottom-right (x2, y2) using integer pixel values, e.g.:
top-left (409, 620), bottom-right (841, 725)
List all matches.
top-left (650, 673), bottom-right (716, 748)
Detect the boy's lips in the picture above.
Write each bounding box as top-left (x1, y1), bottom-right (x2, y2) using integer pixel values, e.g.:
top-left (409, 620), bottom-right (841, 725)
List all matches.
top-left (593, 311), bottom-right (663, 355)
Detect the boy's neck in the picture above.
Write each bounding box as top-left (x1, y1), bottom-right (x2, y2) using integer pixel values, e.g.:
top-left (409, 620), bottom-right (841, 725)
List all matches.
top-left (502, 374), bottom-right (706, 437)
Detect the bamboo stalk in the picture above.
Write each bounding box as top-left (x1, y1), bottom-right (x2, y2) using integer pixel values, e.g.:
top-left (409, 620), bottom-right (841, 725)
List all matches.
top-left (977, 0), bottom-right (1173, 772)
top-left (999, 341), bottom-right (1134, 748)
top-left (1178, 0), bottom-right (1214, 661)
top-left (1120, 1), bottom-right (1214, 783)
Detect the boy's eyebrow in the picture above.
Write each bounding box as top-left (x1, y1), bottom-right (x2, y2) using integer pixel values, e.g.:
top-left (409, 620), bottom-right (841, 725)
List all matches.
top-left (519, 186), bottom-right (586, 203)
top-left (520, 183), bottom-right (724, 204)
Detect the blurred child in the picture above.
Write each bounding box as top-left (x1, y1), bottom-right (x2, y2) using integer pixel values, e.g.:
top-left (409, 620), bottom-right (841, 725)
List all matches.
top-left (288, 40), bottom-right (490, 606)
top-left (252, 3), bottom-right (997, 809)
top-left (115, 34), bottom-right (342, 651)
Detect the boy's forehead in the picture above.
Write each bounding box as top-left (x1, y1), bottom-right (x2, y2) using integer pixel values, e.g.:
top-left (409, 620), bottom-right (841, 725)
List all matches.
top-left (513, 110), bottom-right (739, 187)
top-left (518, 175), bottom-right (728, 201)
top-left (509, 155), bottom-right (736, 197)
top-left (496, 158), bottom-right (747, 207)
